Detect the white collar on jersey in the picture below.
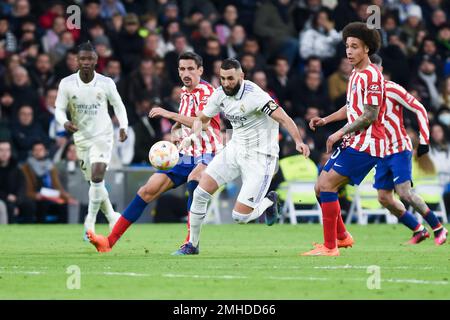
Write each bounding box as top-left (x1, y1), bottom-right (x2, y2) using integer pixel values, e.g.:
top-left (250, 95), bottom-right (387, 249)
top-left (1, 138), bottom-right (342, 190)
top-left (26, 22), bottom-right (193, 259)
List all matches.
top-left (76, 70), bottom-right (98, 87)
top-left (233, 80), bottom-right (246, 100)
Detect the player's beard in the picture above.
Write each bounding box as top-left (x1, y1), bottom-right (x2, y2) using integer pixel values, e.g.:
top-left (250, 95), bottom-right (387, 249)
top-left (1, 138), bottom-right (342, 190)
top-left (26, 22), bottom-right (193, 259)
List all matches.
top-left (223, 80), bottom-right (241, 96)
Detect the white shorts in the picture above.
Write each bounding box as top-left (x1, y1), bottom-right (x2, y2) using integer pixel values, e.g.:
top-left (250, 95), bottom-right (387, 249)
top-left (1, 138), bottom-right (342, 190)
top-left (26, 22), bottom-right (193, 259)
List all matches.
top-left (75, 136), bottom-right (113, 180)
top-left (205, 142), bottom-right (278, 208)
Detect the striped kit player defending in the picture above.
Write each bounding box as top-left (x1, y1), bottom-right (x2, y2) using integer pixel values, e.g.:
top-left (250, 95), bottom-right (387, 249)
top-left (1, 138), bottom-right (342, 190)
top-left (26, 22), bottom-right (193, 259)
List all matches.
top-left (87, 52), bottom-right (223, 253)
top-left (305, 22), bottom-right (386, 256)
top-left (370, 54), bottom-right (447, 245)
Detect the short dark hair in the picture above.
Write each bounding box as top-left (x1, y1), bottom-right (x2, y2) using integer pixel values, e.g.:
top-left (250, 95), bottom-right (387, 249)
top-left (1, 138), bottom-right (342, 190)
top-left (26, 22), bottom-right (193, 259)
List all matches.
top-left (221, 58), bottom-right (241, 70)
top-left (178, 51), bottom-right (203, 67)
top-left (78, 41), bottom-right (96, 53)
top-left (370, 54), bottom-right (382, 66)
top-left (342, 22), bottom-right (381, 56)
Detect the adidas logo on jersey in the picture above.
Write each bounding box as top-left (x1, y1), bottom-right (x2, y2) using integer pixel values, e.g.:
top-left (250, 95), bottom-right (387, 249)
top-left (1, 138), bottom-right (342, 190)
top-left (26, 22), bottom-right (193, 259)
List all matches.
top-left (248, 197), bottom-right (254, 202)
top-left (72, 95), bottom-right (77, 99)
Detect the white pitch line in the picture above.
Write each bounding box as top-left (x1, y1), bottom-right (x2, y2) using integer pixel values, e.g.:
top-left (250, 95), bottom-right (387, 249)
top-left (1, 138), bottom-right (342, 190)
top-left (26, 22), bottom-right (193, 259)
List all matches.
top-left (103, 272), bottom-right (150, 277)
top-left (163, 273), bottom-right (247, 280)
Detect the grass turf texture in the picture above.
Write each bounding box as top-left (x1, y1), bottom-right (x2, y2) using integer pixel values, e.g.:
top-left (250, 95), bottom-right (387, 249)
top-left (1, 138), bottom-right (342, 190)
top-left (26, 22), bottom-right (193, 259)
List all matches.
top-left (0, 223), bottom-right (449, 299)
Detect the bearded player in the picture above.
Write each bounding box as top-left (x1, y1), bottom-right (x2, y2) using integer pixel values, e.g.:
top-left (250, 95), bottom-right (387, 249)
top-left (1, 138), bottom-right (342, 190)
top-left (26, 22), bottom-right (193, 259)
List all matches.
top-left (87, 52), bottom-right (222, 252)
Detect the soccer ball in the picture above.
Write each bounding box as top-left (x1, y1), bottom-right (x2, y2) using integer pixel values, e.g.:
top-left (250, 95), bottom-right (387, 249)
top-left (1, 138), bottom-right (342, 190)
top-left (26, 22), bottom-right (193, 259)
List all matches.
top-left (148, 141), bottom-right (179, 170)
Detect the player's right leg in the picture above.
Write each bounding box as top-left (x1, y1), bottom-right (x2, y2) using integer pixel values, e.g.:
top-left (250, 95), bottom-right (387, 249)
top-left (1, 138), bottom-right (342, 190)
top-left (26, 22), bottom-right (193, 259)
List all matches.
top-left (374, 155), bottom-right (429, 244)
top-left (87, 173), bottom-right (174, 252)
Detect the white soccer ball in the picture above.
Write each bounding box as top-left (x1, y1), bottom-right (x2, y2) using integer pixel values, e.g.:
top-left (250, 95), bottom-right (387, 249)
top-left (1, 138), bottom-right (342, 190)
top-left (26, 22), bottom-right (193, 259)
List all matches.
top-left (148, 141), bottom-right (179, 170)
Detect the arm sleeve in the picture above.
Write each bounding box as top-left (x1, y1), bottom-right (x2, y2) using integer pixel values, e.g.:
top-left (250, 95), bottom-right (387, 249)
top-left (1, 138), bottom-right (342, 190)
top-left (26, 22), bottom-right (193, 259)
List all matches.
top-left (107, 78), bottom-right (129, 131)
top-left (389, 85), bottom-right (430, 145)
top-left (254, 87), bottom-right (275, 114)
top-left (201, 89), bottom-right (221, 118)
top-left (54, 80), bottom-right (69, 126)
top-left (363, 69), bottom-right (383, 107)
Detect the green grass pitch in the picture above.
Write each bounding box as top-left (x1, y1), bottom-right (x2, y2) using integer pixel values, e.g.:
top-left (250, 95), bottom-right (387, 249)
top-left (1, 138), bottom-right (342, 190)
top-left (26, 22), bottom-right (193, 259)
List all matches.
top-left (0, 223), bottom-right (449, 299)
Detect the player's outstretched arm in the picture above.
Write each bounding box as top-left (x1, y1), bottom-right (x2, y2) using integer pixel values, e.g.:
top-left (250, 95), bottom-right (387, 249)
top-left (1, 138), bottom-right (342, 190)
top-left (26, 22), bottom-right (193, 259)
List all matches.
top-left (270, 106), bottom-right (310, 158)
top-left (326, 104), bottom-right (379, 153)
top-left (309, 105), bottom-right (347, 131)
top-left (178, 111), bottom-right (212, 151)
top-left (149, 107), bottom-right (211, 130)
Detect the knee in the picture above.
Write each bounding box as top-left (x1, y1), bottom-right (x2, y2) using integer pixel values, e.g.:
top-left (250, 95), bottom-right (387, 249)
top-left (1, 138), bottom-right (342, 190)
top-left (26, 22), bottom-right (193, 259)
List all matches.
top-left (398, 190), bottom-right (414, 204)
top-left (138, 184), bottom-right (158, 202)
top-left (378, 193), bottom-right (392, 207)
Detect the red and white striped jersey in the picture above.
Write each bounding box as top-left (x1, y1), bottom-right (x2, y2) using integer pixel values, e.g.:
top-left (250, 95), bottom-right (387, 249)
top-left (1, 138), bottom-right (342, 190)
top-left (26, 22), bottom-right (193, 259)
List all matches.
top-left (343, 63), bottom-right (386, 157)
top-left (384, 80), bottom-right (430, 155)
top-left (179, 80), bottom-right (223, 157)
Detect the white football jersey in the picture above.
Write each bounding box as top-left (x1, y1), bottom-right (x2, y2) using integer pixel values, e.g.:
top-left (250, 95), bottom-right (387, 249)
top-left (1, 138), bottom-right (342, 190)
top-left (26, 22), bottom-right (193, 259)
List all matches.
top-left (55, 71), bottom-right (128, 146)
top-left (203, 80), bottom-right (280, 157)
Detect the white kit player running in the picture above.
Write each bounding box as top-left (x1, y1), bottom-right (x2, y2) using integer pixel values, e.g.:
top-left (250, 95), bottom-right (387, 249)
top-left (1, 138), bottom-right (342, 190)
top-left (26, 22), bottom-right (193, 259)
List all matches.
top-left (173, 58), bottom-right (310, 255)
top-left (55, 42), bottom-right (128, 239)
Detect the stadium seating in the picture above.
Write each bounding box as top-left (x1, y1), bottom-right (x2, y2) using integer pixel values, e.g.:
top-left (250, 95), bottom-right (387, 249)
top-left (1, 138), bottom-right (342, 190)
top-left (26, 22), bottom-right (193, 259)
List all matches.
top-left (276, 155), bottom-right (321, 224)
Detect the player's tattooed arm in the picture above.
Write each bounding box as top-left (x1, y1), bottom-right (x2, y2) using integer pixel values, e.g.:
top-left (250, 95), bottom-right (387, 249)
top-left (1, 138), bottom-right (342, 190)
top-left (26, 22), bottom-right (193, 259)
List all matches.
top-left (341, 104), bottom-right (379, 135)
top-left (326, 104), bottom-right (379, 153)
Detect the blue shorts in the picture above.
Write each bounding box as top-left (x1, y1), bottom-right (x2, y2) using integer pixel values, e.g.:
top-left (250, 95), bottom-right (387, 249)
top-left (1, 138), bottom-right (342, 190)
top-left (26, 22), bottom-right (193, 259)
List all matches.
top-left (157, 153), bottom-right (214, 188)
top-left (373, 150), bottom-right (412, 190)
top-left (323, 147), bottom-right (380, 186)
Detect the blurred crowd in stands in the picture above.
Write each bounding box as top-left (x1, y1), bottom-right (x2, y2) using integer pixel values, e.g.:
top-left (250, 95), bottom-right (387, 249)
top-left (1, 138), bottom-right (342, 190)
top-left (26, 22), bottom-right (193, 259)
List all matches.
top-left (0, 0), bottom-right (449, 224)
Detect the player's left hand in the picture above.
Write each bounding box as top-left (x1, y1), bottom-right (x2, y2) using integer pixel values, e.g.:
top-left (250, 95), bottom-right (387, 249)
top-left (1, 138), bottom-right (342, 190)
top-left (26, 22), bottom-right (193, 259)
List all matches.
top-left (417, 144), bottom-right (429, 157)
top-left (119, 128), bottom-right (128, 142)
top-left (326, 129), bottom-right (344, 153)
top-left (296, 142), bottom-right (310, 158)
top-left (149, 107), bottom-right (170, 119)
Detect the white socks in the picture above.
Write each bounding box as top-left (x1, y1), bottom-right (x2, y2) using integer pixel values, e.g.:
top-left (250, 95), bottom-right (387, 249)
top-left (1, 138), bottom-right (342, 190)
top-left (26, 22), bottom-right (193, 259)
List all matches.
top-left (85, 181), bottom-right (108, 229)
top-left (232, 197), bottom-right (273, 224)
top-left (189, 187), bottom-right (213, 247)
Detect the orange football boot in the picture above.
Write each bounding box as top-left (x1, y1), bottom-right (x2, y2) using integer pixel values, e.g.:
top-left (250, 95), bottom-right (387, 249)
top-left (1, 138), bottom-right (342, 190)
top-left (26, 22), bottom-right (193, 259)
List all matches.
top-left (337, 232), bottom-right (354, 248)
top-left (86, 230), bottom-right (111, 253)
top-left (300, 243), bottom-right (340, 256)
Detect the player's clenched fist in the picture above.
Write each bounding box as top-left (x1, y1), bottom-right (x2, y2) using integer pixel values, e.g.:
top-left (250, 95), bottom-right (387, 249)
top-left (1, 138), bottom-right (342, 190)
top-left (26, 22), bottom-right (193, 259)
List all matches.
top-left (64, 121), bottom-right (78, 133)
top-left (296, 142), bottom-right (310, 158)
top-left (309, 117), bottom-right (326, 131)
top-left (119, 128), bottom-right (128, 142)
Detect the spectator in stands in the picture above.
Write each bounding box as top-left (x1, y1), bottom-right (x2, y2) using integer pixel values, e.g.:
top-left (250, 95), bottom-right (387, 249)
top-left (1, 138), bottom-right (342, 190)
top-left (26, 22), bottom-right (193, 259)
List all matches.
top-left (214, 4), bottom-right (238, 45)
top-left (41, 15), bottom-right (66, 53)
top-left (5, 66), bottom-right (40, 117)
top-left (132, 97), bottom-right (163, 164)
top-left (122, 58), bottom-right (161, 122)
top-left (164, 32), bottom-right (190, 84)
top-left (327, 56), bottom-right (352, 108)
top-left (162, 85), bottom-right (182, 113)
top-left (202, 37), bottom-right (223, 80)
top-left (104, 58), bottom-right (122, 84)
top-left (241, 36), bottom-right (266, 70)
top-left (225, 24), bottom-right (246, 59)
top-left (299, 8), bottom-right (341, 73)
top-left (0, 14), bottom-right (17, 54)
top-left (81, 0), bottom-right (103, 39)
top-left (254, 0), bottom-right (299, 66)
top-left (54, 48), bottom-right (78, 80)
top-left (21, 141), bottom-right (74, 223)
top-left (428, 9), bottom-right (447, 38)
top-left (191, 19), bottom-right (216, 55)
top-left (100, 0), bottom-right (127, 20)
top-left (290, 70), bottom-right (330, 119)
top-left (28, 53), bottom-right (56, 97)
top-left (0, 139), bottom-right (36, 223)
top-left (414, 36), bottom-right (444, 75)
top-left (240, 52), bottom-right (257, 80)
top-left (11, 105), bottom-right (50, 162)
top-left (252, 70), bottom-right (278, 103)
top-left (292, 0), bottom-right (325, 33)
top-left (435, 23), bottom-right (450, 59)
top-left (268, 56), bottom-right (299, 115)
top-left (113, 13), bottom-right (144, 74)
top-left (142, 31), bottom-right (164, 60)
top-left (399, 5), bottom-right (426, 56)
top-left (440, 75), bottom-right (450, 109)
top-left (410, 55), bottom-right (442, 110)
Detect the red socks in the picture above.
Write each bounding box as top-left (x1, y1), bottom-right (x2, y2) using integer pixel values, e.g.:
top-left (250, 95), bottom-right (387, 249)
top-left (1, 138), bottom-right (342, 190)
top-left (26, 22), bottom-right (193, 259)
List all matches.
top-left (108, 216), bottom-right (132, 247)
top-left (320, 192), bottom-right (341, 249)
top-left (336, 214), bottom-right (348, 240)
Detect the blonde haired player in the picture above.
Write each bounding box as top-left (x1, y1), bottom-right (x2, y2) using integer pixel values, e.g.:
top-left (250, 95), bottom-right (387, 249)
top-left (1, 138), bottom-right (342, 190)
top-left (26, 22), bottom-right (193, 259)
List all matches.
top-left (55, 42), bottom-right (128, 239)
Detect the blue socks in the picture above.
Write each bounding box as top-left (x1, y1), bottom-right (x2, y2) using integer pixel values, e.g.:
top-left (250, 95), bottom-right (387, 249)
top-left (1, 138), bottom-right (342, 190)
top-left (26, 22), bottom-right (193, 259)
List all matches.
top-left (122, 195), bottom-right (148, 223)
top-left (398, 211), bottom-right (420, 231)
top-left (187, 180), bottom-right (199, 211)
